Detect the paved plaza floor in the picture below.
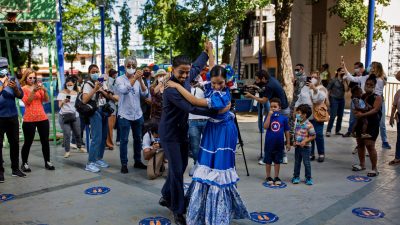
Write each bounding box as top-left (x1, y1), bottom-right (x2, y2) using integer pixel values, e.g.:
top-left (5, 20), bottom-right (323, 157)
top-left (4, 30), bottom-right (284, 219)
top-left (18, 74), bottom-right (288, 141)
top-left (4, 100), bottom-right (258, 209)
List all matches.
top-left (1, 113), bottom-right (399, 225)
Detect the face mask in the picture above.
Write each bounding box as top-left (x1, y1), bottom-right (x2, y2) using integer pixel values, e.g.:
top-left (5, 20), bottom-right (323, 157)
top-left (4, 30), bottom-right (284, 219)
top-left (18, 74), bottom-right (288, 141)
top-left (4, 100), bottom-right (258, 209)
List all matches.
top-left (143, 71), bottom-right (151, 77)
top-left (0, 68), bottom-right (8, 77)
top-left (67, 86), bottom-right (74, 91)
top-left (296, 114), bottom-right (302, 121)
top-left (365, 87), bottom-right (374, 93)
top-left (295, 71), bottom-right (300, 76)
top-left (158, 77), bottom-right (164, 83)
top-left (91, 73), bottom-right (99, 81)
top-left (126, 68), bottom-right (135, 75)
top-left (354, 68), bottom-right (360, 73)
top-left (311, 78), bottom-right (318, 85)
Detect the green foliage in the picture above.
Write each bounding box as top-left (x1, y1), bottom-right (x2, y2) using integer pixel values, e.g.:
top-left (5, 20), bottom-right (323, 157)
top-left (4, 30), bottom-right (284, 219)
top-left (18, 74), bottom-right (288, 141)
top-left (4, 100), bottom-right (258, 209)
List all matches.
top-left (329, 0), bottom-right (391, 45)
top-left (119, 1), bottom-right (131, 57)
top-left (137, 0), bottom-right (269, 63)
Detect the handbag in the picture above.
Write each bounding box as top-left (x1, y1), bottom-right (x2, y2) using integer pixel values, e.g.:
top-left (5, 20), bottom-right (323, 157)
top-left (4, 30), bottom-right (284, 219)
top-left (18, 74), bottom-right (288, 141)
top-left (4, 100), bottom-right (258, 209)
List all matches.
top-left (147, 149), bottom-right (165, 180)
top-left (62, 113), bottom-right (76, 124)
top-left (310, 88), bottom-right (330, 122)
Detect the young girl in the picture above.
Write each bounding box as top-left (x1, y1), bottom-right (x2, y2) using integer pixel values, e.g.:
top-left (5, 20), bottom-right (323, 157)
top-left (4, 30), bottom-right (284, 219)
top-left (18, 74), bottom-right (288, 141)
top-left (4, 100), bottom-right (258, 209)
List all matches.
top-left (167, 65), bottom-right (249, 225)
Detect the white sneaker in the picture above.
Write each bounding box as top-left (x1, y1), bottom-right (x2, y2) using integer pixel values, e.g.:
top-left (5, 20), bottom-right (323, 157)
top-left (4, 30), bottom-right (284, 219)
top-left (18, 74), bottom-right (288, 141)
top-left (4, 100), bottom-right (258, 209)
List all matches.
top-left (116, 141), bottom-right (120, 146)
top-left (258, 159), bottom-right (266, 165)
top-left (64, 152), bottom-right (70, 158)
top-left (70, 143), bottom-right (78, 149)
top-left (85, 163), bottom-right (100, 173)
top-left (283, 156), bottom-right (288, 164)
top-left (78, 147), bottom-right (87, 153)
top-left (95, 160), bottom-right (109, 168)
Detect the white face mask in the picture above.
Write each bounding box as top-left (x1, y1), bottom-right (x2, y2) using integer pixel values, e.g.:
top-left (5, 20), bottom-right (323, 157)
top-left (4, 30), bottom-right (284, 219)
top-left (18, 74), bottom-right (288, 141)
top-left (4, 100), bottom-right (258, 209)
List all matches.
top-left (158, 77), bottom-right (164, 83)
top-left (311, 78), bottom-right (318, 85)
top-left (126, 68), bottom-right (135, 75)
top-left (67, 86), bottom-right (74, 91)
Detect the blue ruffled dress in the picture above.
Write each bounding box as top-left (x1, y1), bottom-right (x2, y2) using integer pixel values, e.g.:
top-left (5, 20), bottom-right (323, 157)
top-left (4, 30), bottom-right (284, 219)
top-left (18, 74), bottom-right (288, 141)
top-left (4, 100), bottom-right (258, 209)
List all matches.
top-left (185, 84), bottom-right (249, 225)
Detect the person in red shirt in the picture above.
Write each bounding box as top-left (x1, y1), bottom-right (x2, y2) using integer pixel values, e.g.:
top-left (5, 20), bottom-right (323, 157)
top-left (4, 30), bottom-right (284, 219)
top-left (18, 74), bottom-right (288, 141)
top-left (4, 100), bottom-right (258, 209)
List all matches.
top-left (20, 68), bottom-right (55, 172)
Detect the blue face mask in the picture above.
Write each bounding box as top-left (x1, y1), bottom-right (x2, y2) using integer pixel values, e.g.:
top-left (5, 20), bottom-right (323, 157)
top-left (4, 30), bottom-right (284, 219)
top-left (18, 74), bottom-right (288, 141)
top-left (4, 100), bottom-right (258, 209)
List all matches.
top-left (91, 73), bottom-right (99, 81)
top-left (296, 114), bottom-right (302, 121)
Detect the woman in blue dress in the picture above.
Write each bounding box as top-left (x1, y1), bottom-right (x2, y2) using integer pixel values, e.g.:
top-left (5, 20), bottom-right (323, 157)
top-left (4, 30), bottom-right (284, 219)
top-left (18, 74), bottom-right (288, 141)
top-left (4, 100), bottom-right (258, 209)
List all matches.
top-left (166, 65), bottom-right (249, 225)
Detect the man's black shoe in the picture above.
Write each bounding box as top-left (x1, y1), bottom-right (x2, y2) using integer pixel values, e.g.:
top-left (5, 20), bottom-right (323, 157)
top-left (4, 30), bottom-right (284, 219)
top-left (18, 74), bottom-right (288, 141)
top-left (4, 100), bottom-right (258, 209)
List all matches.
top-left (134, 162), bottom-right (147, 169)
top-left (0, 173), bottom-right (4, 183)
top-left (159, 197), bottom-right (170, 208)
top-left (12, 169), bottom-right (26, 177)
top-left (174, 214), bottom-right (187, 225)
top-left (121, 165), bottom-right (129, 174)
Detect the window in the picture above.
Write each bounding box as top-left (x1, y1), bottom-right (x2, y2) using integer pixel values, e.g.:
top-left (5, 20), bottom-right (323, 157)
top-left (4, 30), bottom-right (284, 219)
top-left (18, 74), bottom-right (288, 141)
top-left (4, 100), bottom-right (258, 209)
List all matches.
top-left (310, 33), bottom-right (327, 71)
top-left (388, 26), bottom-right (400, 77)
top-left (80, 57), bottom-right (86, 65)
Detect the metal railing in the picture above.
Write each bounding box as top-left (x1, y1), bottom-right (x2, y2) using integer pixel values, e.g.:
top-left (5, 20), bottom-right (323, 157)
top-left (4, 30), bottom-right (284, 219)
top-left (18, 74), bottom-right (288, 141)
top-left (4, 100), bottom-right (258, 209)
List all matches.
top-left (384, 80), bottom-right (400, 117)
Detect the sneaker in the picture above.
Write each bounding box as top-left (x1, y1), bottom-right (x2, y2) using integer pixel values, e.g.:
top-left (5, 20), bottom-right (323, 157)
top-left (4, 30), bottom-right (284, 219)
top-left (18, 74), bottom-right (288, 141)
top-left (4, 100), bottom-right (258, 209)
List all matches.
top-left (352, 147), bottom-right (358, 154)
top-left (95, 160), bottom-right (109, 168)
top-left (274, 177), bottom-right (282, 185)
top-left (134, 161), bottom-right (147, 169)
top-left (45, 161), bottom-right (55, 170)
top-left (291, 177), bottom-right (300, 184)
top-left (282, 156), bottom-right (288, 164)
top-left (258, 159), bottom-right (266, 165)
top-left (382, 142), bottom-right (392, 149)
top-left (189, 164), bottom-right (197, 177)
top-left (12, 169), bottom-right (26, 177)
top-left (64, 152), bottom-right (70, 158)
top-left (121, 165), bottom-right (128, 174)
top-left (317, 155), bottom-right (325, 163)
top-left (335, 132), bottom-right (343, 136)
top-left (78, 147), bottom-right (87, 153)
top-left (265, 177), bottom-right (274, 185)
top-left (310, 155), bottom-right (316, 161)
top-left (70, 143), bottom-right (78, 149)
top-left (305, 178), bottom-right (314, 185)
top-left (0, 173), bottom-right (4, 183)
top-left (21, 163), bottom-right (31, 172)
top-left (342, 132), bottom-right (352, 138)
top-left (85, 163), bottom-right (100, 173)
top-left (326, 132), bottom-right (331, 137)
top-left (116, 141), bottom-right (120, 146)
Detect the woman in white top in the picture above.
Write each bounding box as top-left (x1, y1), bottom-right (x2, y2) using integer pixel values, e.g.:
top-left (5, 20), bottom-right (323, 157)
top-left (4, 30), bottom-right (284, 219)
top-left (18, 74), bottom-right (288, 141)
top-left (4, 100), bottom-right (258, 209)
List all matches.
top-left (295, 71), bottom-right (328, 162)
top-left (343, 61), bottom-right (391, 149)
top-left (57, 77), bottom-right (86, 158)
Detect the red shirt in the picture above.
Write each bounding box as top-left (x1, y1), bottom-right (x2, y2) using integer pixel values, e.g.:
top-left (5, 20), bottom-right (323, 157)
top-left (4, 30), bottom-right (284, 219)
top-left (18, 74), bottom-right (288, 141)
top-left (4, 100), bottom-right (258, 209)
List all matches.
top-left (22, 86), bottom-right (48, 122)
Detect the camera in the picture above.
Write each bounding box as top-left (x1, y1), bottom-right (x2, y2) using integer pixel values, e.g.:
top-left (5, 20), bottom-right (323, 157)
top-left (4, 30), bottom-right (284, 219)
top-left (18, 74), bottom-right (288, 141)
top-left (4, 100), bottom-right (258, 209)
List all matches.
top-left (231, 83), bottom-right (263, 99)
top-left (102, 103), bottom-right (114, 114)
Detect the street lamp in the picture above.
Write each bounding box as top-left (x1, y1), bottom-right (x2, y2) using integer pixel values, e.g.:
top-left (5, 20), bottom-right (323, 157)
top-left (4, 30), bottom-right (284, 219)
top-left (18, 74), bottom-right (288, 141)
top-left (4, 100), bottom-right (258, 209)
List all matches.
top-left (114, 21), bottom-right (121, 75)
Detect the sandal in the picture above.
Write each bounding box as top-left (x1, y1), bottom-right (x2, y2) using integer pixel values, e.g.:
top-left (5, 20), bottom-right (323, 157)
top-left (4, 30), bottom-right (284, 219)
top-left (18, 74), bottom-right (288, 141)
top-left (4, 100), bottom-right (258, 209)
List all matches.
top-left (367, 170), bottom-right (379, 177)
top-left (352, 164), bottom-right (366, 171)
top-left (389, 159), bottom-right (400, 166)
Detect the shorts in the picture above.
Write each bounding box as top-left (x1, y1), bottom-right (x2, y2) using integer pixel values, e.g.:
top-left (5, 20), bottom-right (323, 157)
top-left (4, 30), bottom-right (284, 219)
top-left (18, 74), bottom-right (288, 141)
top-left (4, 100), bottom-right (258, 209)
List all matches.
top-left (263, 149), bottom-right (283, 164)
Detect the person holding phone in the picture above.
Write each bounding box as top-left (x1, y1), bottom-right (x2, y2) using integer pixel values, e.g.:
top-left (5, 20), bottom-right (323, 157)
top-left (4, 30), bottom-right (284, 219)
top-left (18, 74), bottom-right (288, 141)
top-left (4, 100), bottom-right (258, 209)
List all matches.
top-left (294, 71), bottom-right (328, 162)
top-left (57, 77), bottom-right (86, 158)
top-left (0, 57), bottom-right (25, 182)
top-left (20, 68), bottom-right (55, 172)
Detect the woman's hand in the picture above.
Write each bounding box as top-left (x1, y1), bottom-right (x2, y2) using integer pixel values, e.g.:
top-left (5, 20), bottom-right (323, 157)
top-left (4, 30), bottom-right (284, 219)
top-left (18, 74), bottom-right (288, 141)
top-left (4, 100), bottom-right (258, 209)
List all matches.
top-left (354, 111), bottom-right (363, 118)
top-left (166, 80), bottom-right (179, 89)
top-left (307, 82), bottom-right (316, 90)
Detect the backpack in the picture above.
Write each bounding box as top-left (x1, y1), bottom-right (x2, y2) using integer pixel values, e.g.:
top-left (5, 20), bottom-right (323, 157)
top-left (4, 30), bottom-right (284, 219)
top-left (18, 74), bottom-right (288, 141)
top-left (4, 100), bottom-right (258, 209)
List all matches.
top-left (75, 81), bottom-right (98, 121)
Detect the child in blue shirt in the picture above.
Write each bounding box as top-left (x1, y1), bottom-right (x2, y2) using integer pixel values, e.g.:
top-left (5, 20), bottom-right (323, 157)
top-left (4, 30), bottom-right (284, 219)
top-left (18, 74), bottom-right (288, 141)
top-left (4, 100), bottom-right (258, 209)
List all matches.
top-left (263, 98), bottom-right (290, 185)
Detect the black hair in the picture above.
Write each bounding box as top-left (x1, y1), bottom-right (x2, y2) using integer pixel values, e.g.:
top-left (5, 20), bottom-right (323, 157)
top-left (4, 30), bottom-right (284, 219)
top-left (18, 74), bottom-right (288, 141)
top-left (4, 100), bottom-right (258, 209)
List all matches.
top-left (88, 64), bottom-right (99, 73)
top-left (255, 69), bottom-right (270, 81)
top-left (296, 64), bottom-right (304, 68)
top-left (270, 98), bottom-right (281, 107)
top-left (322, 64), bottom-right (329, 69)
top-left (366, 74), bottom-right (377, 85)
top-left (210, 65), bottom-right (226, 79)
top-left (108, 69), bottom-right (117, 77)
top-left (296, 104), bottom-right (312, 118)
top-left (351, 85), bottom-right (362, 95)
top-left (172, 55), bottom-right (192, 67)
top-left (64, 77), bottom-right (78, 91)
top-left (354, 62), bottom-right (364, 68)
top-left (148, 122), bottom-right (159, 134)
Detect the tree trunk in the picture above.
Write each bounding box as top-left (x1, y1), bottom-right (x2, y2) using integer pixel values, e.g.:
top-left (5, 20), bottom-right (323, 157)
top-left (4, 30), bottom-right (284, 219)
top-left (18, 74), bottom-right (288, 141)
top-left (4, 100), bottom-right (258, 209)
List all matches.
top-left (273, 0), bottom-right (294, 103)
top-left (221, 41), bottom-right (231, 64)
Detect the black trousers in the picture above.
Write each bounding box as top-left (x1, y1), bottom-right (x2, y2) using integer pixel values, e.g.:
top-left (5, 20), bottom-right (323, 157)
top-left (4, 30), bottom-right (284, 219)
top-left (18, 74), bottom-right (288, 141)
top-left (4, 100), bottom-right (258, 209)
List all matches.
top-left (0, 116), bottom-right (20, 173)
top-left (161, 141), bottom-right (189, 214)
top-left (21, 119), bottom-right (50, 164)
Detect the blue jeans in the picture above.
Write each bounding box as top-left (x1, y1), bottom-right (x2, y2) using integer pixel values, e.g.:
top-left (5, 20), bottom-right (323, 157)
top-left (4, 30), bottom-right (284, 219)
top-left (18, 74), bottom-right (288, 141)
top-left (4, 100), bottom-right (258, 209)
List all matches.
top-left (71, 116), bottom-right (85, 146)
top-left (88, 110), bottom-right (108, 163)
top-left (257, 101), bottom-right (270, 133)
top-left (311, 120), bottom-right (325, 156)
top-left (293, 146), bottom-right (312, 178)
top-left (396, 114), bottom-right (400, 159)
top-left (347, 103), bottom-right (356, 133)
top-left (118, 116), bottom-right (144, 165)
top-left (188, 119), bottom-right (207, 164)
top-left (380, 102), bottom-right (388, 143)
top-left (327, 97), bottom-right (345, 133)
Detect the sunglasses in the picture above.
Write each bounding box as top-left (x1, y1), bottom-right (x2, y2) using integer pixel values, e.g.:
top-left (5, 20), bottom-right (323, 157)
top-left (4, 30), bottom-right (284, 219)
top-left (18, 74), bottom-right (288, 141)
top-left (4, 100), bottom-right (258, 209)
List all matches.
top-left (178, 70), bottom-right (190, 75)
top-left (27, 77), bottom-right (36, 80)
top-left (294, 69), bottom-right (300, 72)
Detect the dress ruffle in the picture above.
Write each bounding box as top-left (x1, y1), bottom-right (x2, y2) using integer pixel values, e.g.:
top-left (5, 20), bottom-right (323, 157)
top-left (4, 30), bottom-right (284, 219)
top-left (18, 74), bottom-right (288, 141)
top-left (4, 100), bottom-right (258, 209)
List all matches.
top-left (192, 164), bottom-right (240, 188)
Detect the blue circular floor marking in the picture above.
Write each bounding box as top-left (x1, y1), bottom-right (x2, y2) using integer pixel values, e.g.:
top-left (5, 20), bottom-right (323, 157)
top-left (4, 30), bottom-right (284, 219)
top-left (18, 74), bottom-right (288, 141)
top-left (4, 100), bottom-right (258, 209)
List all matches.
top-left (347, 175), bottom-right (372, 183)
top-left (352, 207), bottom-right (384, 219)
top-left (250, 212), bottom-right (279, 224)
top-left (84, 186), bottom-right (110, 195)
top-left (262, 181), bottom-right (287, 189)
top-left (0, 194), bottom-right (15, 202)
top-left (139, 217), bottom-right (171, 225)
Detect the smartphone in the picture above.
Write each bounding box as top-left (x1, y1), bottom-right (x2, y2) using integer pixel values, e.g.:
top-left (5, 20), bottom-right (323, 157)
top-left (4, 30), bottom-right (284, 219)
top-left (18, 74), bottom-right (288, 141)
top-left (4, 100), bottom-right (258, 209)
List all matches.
top-left (97, 77), bottom-right (104, 83)
top-left (306, 76), bottom-right (312, 83)
top-left (66, 95), bottom-right (71, 99)
top-left (10, 77), bottom-right (16, 82)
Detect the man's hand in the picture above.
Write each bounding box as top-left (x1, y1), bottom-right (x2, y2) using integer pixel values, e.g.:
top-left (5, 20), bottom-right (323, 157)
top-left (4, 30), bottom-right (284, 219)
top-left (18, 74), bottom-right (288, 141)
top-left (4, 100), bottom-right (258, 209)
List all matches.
top-left (134, 70), bottom-right (143, 80)
top-left (8, 80), bottom-right (18, 90)
top-left (286, 143), bottom-right (291, 151)
top-left (218, 102), bottom-right (231, 114)
top-left (244, 92), bottom-right (254, 99)
top-left (354, 111), bottom-right (363, 119)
